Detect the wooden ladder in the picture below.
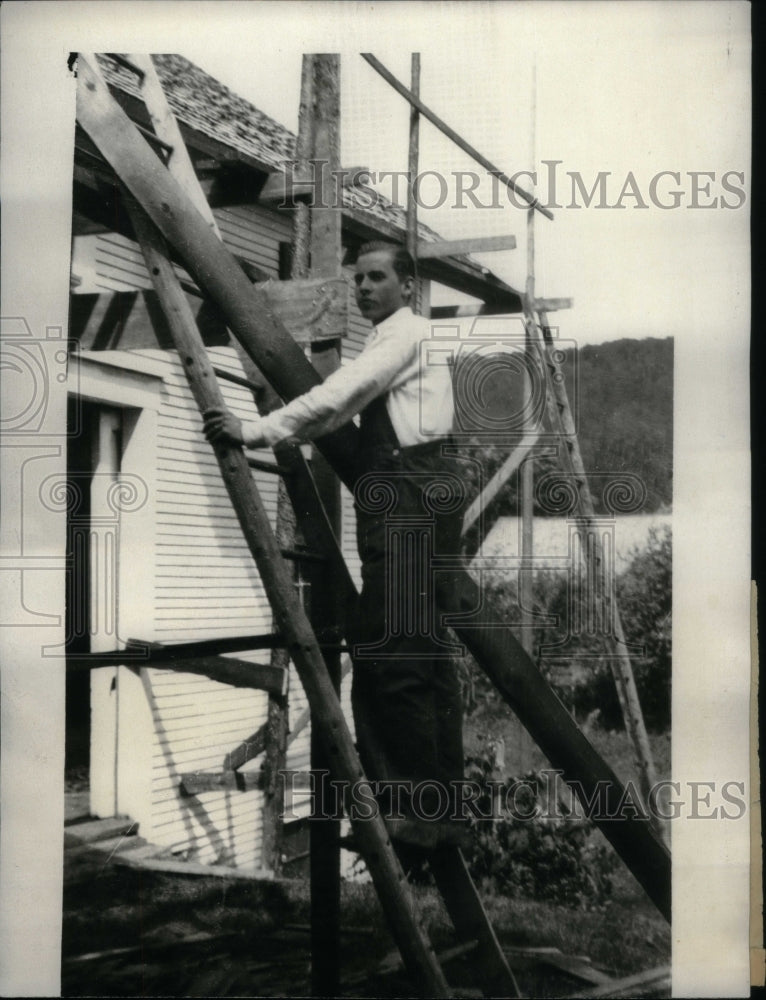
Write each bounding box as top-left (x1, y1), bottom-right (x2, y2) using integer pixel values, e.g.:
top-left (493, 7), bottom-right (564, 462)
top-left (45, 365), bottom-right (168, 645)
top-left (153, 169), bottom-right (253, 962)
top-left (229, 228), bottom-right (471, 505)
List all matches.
top-left (76, 47), bottom-right (672, 991)
top-left (76, 52), bottom-right (520, 998)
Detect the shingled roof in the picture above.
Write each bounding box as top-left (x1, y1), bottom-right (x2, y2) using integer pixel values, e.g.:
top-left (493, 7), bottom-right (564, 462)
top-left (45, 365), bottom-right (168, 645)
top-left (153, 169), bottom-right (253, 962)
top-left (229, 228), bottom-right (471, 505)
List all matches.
top-left (95, 52), bottom-right (519, 301)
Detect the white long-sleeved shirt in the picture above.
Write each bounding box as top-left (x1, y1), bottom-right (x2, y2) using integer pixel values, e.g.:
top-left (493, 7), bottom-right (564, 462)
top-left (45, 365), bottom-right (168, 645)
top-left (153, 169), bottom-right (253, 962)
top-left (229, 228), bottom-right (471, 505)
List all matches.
top-left (241, 307), bottom-right (455, 449)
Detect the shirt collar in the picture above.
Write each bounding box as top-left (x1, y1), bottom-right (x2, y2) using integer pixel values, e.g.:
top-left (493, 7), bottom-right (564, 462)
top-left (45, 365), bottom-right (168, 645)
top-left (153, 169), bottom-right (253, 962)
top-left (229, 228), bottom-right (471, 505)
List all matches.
top-left (373, 306), bottom-right (414, 337)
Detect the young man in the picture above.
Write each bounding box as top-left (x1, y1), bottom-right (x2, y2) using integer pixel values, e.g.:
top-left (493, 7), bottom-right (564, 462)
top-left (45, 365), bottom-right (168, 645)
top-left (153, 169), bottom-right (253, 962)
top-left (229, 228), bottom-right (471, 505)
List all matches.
top-left (204, 241), bottom-right (466, 847)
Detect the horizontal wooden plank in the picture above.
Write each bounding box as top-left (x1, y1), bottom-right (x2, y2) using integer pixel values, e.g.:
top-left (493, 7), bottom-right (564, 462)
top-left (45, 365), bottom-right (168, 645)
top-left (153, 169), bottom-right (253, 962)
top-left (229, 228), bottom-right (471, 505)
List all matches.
top-left (180, 770), bottom-right (264, 794)
top-left (418, 234), bottom-right (517, 259)
top-left (152, 625), bottom-right (272, 640)
top-left (531, 296), bottom-right (573, 312)
top-left (179, 769), bottom-right (314, 795)
top-left (64, 816), bottom-right (138, 847)
top-left (73, 652), bottom-right (285, 694)
top-left (561, 965), bottom-right (670, 999)
top-left (150, 660), bottom-right (271, 681)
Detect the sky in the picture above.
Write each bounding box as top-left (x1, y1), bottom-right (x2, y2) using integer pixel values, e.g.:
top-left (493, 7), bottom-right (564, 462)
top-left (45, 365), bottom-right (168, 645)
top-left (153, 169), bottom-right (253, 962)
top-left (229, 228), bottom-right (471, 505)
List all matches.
top-left (179, 1), bottom-right (751, 346)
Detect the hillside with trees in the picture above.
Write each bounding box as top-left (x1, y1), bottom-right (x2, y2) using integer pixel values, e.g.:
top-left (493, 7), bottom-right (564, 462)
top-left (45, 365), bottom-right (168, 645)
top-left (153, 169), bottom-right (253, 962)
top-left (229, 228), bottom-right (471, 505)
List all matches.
top-left (456, 336), bottom-right (673, 518)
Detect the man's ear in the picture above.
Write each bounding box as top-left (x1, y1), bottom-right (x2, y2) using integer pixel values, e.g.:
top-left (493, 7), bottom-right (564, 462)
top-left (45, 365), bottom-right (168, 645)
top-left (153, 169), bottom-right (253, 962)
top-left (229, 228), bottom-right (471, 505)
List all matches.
top-left (402, 276), bottom-right (415, 302)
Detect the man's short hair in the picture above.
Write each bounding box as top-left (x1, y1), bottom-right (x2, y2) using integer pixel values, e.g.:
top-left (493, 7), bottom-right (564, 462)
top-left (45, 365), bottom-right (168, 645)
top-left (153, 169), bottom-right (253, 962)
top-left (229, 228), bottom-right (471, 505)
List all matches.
top-left (355, 241), bottom-right (415, 281)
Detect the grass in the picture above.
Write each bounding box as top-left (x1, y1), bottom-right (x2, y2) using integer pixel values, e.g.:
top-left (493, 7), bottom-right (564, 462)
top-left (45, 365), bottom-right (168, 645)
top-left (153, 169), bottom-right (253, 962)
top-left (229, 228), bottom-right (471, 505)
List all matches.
top-left (63, 822), bottom-right (669, 997)
top-left (63, 709), bottom-right (671, 996)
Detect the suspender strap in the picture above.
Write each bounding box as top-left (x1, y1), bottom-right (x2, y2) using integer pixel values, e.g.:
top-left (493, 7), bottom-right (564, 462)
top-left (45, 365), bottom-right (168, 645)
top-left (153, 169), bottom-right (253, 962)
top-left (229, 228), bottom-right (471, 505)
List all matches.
top-left (358, 393), bottom-right (401, 453)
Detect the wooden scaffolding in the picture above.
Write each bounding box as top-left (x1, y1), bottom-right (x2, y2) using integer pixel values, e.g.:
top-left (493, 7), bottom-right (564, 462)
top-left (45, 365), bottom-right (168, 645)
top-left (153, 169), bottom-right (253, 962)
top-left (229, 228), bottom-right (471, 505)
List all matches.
top-left (71, 51), bottom-right (671, 997)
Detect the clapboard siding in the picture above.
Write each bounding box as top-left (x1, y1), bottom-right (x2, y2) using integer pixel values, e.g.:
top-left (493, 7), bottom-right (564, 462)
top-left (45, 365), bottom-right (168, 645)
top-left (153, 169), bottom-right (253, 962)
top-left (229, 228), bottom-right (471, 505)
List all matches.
top-left (71, 203), bottom-right (290, 295)
top-left (79, 230), bottom-right (425, 873)
top-left (108, 345), bottom-right (276, 868)
top-left (215, 205), bottom-right (291, 273)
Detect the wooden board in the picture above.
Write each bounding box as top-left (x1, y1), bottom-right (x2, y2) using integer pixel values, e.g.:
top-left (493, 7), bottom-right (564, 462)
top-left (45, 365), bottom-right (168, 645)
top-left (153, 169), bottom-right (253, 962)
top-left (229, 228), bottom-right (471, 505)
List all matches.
top-left (562, 965), bottom-right (671, 999)
top-left (180, 768), bottom-right (314, 795)
top-left (429, 847), bottom-right (521, 998)
top-left (259, 276), bottom-right (348, 343)
top-left (418, 235), bottom-right (517, 259)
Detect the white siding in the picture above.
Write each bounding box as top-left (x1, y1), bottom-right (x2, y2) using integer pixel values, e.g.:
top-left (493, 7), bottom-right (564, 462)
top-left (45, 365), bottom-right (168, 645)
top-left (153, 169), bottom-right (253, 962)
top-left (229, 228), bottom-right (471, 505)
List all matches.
top-left (76, 227), bottom-right (424, 873)
top-left (125, 345), bottom-right (279, 870)
top-left (215, 205), bottom-right (290, 274)
top-left (71, 203), bottom-right (291, 294)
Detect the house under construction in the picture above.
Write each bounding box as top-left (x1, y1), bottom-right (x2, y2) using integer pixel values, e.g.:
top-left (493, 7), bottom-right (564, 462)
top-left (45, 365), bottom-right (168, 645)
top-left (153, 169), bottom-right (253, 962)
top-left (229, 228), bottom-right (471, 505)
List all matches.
top-left (62, 51), bottom-right (670, 998)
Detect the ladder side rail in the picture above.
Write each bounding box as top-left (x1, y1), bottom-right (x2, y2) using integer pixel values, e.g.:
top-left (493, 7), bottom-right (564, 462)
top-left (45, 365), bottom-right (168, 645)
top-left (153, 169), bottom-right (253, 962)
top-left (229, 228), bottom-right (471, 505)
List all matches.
top-left (429, 847), bottom-right (521, 998)
top-left (76, 53), bottom-right (360, 485)
top-left (76, 55), bottom-right (670, 920)
top-left (529, 306), bottom-right (658, 807)
top-left (122, 196), bottom-right (450, 999)
top-left (354, 688), bottom-right (521, 998)
top-left (297, 54), bottom-right (344, 999)
top-left (125, 53), bottom-right (221, 236)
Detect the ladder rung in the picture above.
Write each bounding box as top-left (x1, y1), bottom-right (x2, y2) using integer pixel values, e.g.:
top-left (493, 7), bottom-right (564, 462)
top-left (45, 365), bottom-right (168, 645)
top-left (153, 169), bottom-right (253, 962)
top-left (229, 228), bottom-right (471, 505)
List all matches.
top-left (74, 142), bottom-right (114, 175)
top-left (212, 366), bottom-right (264, 394)
top-left (247, 456), bottom-right (290, 476)
top-left (237, 257), bottom-right (267, 284)
top-left (133, 122), bottom-right (174, 159)
top-left (105, 53), bottom-right (146, 80)
top-left (85, 117), bottom-right (173, 161)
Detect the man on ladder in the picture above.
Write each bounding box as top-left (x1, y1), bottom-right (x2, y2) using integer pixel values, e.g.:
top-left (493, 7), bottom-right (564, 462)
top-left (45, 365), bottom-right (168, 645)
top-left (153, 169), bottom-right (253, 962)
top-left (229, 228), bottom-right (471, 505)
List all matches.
top-left (204, 241), bottom-right (468, 857)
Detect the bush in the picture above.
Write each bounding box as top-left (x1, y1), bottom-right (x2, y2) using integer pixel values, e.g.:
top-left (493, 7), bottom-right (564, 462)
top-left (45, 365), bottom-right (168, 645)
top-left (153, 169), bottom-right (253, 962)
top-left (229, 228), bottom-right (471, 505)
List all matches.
top-left (463, 525), bottom-right (672, 732)
top-left (564, 526), bottom-right (672, 731)
top-left (461, 752), bottom-right (619, 908)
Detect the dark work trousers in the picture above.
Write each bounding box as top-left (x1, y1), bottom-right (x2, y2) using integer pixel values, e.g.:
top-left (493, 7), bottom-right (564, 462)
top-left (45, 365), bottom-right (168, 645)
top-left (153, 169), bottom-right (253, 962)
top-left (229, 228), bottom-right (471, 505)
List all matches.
top-left (349, 395), bottom-right (465, 822)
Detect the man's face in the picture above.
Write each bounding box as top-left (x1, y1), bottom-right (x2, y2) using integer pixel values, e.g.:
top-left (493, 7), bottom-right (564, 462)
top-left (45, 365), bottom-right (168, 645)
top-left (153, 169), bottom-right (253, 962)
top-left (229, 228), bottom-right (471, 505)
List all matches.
top-left (354, 250), bottom-right (413, 326)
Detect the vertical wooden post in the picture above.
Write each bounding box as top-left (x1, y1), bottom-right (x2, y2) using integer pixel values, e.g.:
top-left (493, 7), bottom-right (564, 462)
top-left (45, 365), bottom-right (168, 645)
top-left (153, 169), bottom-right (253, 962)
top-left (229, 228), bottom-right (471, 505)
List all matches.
top-left (300, 53), bottom-right (344, 999)
top-left (261, 466), bottom-right (292, 874)
top-left (407, 55), bottom-right (421, 255)
top-left (518, 140), bottom-right (537, 772)
top-left (407, 53), bottom-right (421, 309)
top-left (533, 310), bottom-right (660, 811)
